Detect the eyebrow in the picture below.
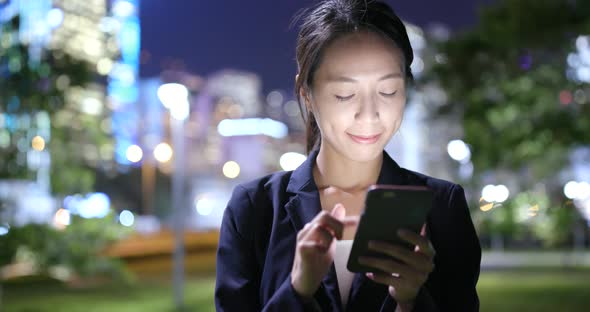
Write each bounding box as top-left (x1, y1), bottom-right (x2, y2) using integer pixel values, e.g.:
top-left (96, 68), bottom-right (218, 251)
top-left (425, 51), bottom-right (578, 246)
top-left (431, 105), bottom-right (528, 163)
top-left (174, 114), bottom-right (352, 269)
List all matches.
top-left (326, 72), bottom-right (403, 83)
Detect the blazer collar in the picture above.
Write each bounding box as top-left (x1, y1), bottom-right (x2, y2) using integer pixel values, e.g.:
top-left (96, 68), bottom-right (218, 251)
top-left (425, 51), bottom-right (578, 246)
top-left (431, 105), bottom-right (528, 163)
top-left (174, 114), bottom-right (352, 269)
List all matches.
top-left (285, 147), bottom-right (407, 199)
top-left (285, 148), bottom-right (408, 231)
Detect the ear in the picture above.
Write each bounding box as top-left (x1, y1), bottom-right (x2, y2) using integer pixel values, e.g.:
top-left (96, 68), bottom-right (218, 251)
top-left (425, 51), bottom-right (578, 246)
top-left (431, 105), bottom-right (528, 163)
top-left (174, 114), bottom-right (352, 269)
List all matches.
top-left (296, 74), bottom-right (314, 111)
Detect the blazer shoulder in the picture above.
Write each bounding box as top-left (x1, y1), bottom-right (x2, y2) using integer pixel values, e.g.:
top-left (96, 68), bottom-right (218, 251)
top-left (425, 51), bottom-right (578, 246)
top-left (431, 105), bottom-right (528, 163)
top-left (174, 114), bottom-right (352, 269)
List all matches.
top-left (402, 168), bottom-right (460, 200)
top-left (225, 170), bottom-right (293, 229)
top-left (235, 170), bottom-right (294, 201)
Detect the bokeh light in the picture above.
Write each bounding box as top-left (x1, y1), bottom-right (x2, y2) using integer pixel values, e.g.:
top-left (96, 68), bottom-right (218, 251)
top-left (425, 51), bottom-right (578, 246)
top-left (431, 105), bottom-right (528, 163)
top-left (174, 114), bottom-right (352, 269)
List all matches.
top-left (447, 139), bottom-right (471, 163)
top-left (482, 184), bottom-right (510, 203)
top-left (119, 210), bottom-right (135, 227)
top-left (126, 144), bottom-right (143, 163)
top-left (222, 161), bottom-right (240, 179)
top-left (195, 195), bottom-right (214, 216)
top-left (564, 181), bottom-right (590, 200)
top-left (53, 208), bottom-right (71, 229)
top-left (31, 135), bottom-right (46, 151)
top-left (154, 142), bottom-right (173, 163)
top-left (279, 152), bottom-right (306, 171)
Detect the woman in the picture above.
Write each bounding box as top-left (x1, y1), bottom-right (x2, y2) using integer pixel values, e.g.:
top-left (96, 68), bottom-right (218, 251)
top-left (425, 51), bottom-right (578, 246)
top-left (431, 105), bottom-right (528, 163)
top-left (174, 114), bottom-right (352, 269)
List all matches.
top-left (215, 0), bottom-right (481, 311)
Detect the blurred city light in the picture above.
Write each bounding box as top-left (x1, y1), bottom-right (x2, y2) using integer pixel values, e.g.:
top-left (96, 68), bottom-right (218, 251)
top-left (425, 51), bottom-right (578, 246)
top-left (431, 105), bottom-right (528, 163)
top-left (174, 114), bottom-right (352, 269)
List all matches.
top-left (46, 8), bottom-right (64, 28)
top-left (157, 83), bottom-right (190, 120)
top-left (97, 58), bottom-right (114, 75)
top-left (53, 208), bottom-right (71, 229)
top-left (112, 0), bottom-right (135, 18)
top-left (195, 195), bottom-right (214, 216)
top-left (447, 139), bottom-right (471, 163)
top-left (284, 100), bottom-right (300, 117)
top-left (119, 210), bottom-right (135, 227)
top-left (279, 152), bottom-right (307, 171)
top-left (222, 161), bottom-right (240, 179)
top-left (528, 204), bottom-right (539, 217)
top-left (65, 193), bottom-right (111, 219)
top-left (111, 63), bottom-right (136, 86)
top-left (567, 35), bottom-right (590, 83)
top-left (157, 83), bottom-right (188, 110)
top-left (480, 202), bottom-right (494, 212)
top-left (217, 118), bottom-right (288, 138)
top-left (411, 56), bottom-right (425, 74)
top-left (154, 142), bottom-right (173, 163)
top-left (564, 181), bottom-right (590, 199)
top-left (81, 97), bottom-right (103, 115)
top-left (559, 90), bottom-right (573, 106)
top-left (0, 223), bottom-right (9, 236)
top-left (170, 101), bottom-right (189, 120)
top-left (31, 135), bottom-right (45, 151)
top-left (482, 184), bottom-right (510, 203)
top-left (267, 90), bottom-right (284, 107)
top-left (126, 144), bottom-right (143, 163)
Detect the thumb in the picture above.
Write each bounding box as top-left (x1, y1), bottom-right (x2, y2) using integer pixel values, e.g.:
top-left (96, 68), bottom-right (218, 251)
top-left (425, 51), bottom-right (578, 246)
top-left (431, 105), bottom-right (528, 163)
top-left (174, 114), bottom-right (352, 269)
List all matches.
top-left (331, 203), bottom-right (346, 221)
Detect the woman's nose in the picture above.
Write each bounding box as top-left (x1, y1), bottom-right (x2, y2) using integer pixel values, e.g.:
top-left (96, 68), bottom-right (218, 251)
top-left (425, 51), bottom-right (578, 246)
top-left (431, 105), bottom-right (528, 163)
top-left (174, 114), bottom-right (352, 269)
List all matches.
top-left (354, 95), bottom-right (380, 123)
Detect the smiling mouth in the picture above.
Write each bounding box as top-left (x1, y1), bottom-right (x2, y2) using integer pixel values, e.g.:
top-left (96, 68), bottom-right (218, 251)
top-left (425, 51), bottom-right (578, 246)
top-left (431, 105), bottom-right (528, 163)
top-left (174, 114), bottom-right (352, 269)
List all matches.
top-left (347, 133), bottom-right (382, 144)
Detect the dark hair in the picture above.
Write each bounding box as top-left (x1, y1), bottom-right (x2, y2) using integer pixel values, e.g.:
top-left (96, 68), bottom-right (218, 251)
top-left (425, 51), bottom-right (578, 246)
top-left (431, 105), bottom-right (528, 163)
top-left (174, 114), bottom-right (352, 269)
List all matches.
top-left (293, 0), bottom-right (414, 154)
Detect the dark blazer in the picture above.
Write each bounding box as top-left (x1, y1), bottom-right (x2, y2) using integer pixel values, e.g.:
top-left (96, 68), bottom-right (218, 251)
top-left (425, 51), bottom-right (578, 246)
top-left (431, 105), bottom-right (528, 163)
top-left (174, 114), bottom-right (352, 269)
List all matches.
top-left (215, 148), bottom-right (481, 311)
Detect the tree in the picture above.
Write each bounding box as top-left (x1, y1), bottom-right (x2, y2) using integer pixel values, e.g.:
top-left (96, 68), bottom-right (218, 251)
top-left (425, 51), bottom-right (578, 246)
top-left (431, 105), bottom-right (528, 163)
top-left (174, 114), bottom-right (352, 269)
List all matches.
top-left (0, 16), bottom-right (112, 195)
top-left (428, 0), bottom-right (590, 247)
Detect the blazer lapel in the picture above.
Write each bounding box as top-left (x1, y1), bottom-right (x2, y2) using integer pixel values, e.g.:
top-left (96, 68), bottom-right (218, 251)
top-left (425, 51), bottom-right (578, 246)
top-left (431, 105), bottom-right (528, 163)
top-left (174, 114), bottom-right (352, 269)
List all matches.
top-left (284, 148), bottom-right (342, 310)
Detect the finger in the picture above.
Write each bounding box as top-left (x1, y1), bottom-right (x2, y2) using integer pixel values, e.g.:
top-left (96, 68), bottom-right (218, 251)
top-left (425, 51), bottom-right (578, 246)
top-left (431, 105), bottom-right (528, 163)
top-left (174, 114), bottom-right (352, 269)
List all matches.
top-left (420, 223), bottom-right (427, 237)
top-left (331, 203), bottom-right (345, 220)
top-left (298, 240), bottom-right (330, 254)
top-left (297, 223), bottom-right (312, 240)
top-left (368, 241), bottom-right (433, 272)
top-left (314, 211), bottom-right (345, 239)
top-left (304, 222), bottom-right (335, 247)
top-left (358, 256), bottom-right (415, 278)
top-left (341, 216), bottom-right (360, 227)
top-left (366, 272), bottom-right (422, 292)
top-left (398, 229), bottom-right (435, 258)
top-left (367, 272), bottom-right (397, 286)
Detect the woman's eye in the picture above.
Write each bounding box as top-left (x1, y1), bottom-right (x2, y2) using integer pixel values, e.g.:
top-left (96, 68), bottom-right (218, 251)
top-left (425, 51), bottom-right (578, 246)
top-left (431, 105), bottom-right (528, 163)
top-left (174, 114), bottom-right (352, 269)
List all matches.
top-left (335, 94), bottom-right (354, 101)
top-left (380, 91), bottom-right (397, 97)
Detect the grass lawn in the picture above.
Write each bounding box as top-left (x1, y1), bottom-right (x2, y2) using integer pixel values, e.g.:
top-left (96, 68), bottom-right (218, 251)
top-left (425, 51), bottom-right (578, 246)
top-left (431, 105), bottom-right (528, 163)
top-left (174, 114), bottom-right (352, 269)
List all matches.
top-left (478, 268), bottom-right (590, 312)
top-left (3, 268), bottom-right (590, 311)
top-left (2, 275), bottom-right (216, 312)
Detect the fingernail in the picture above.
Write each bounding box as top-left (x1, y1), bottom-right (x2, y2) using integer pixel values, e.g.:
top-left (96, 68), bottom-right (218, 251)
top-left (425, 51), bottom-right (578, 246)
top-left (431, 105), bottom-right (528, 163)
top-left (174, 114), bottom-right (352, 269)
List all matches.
top-left (366, 272), bottom-right (374, 279)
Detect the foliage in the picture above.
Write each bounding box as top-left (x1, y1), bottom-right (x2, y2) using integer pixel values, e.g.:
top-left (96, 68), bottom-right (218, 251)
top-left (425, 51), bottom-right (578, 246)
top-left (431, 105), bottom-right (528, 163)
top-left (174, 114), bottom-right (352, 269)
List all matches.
top-left (429, 0), bottom-right (590, 180)
top-left (0, 15), bottom-right (113, 195)
top-left (427, 0), bottom-right (590, 245)
top-left (0, 212), bottom-right (133, 282)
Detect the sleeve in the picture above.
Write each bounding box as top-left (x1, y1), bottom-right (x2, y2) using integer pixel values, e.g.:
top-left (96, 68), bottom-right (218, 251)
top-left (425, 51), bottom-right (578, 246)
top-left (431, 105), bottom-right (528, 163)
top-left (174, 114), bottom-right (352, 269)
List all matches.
top-left (215, 185), bottom-right (322, 312)
top-left (420, 184), bottom-right (482, 311)
top-left (215, 185), bottom-right (261, 312)
top-left (379, 284), bottom-right (439, 311)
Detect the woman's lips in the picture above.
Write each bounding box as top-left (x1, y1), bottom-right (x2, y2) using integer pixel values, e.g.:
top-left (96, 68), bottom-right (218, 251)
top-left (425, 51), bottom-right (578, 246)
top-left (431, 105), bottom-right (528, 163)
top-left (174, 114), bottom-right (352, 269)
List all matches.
top-left (347, 133), bottom-right (381, 144)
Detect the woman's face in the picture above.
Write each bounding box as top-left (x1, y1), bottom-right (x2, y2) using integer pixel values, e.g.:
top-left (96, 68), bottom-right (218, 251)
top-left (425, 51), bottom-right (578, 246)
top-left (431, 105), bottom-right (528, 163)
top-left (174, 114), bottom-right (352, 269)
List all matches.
top-left (304, 30), bottom-right (407, 162)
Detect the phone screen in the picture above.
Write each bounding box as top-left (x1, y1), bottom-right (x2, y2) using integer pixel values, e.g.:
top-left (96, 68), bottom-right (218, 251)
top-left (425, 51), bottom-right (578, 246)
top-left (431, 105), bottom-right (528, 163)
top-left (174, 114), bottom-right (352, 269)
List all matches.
top-left (346, 185), bottom-right (433, 273)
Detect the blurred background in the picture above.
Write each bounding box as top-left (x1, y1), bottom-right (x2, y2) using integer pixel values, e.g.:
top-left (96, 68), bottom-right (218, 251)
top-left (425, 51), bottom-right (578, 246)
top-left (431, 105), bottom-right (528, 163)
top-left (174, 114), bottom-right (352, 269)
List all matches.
top-left (1, 0), bottom-right (589, 311)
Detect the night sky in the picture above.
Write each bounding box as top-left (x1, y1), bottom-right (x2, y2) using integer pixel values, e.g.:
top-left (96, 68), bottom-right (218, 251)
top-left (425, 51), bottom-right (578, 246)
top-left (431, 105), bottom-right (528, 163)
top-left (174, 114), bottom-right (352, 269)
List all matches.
top-left (139, 0), bottom-right (495, 94)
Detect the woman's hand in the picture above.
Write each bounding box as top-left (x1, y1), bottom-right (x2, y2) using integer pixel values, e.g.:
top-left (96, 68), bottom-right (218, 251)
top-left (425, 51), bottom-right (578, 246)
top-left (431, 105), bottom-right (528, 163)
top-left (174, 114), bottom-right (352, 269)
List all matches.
top-left (359, 224), bottom-right (435, 309)
top-left (291, 204), bottom-right (358, 298)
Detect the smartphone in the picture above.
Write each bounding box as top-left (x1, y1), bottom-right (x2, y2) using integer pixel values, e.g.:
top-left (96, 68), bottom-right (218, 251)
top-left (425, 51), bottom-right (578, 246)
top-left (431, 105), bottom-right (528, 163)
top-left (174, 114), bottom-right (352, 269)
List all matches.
top-left (346, 185), bottom-right (434, 273)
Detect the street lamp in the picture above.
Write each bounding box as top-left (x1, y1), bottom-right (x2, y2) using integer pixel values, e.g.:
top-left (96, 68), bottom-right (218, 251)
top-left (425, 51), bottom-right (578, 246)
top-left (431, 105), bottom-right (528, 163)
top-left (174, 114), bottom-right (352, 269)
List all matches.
top-left (157, 82), bottom-right (189, 310)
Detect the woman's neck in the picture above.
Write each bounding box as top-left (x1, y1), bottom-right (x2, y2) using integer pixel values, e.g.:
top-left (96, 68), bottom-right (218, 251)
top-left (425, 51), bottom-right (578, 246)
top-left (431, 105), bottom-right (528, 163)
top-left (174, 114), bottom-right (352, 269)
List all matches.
top-left (313, 143), bottom-right (383, 193)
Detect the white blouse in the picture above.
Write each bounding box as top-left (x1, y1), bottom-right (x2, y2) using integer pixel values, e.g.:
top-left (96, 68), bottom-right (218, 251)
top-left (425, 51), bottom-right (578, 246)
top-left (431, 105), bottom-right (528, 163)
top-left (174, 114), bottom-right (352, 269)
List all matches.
top-left (334, 240), bottom-right (355, 308)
